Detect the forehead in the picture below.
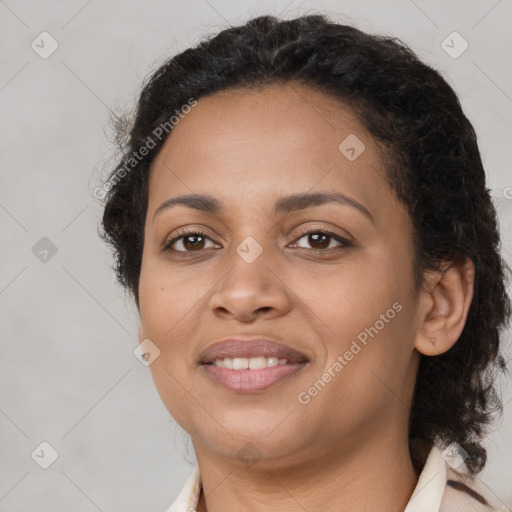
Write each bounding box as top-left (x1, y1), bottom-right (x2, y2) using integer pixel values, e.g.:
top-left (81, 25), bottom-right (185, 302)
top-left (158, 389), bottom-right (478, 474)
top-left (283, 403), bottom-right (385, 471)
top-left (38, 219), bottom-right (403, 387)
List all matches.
top-left (147, 83), bottom-right (395, 224)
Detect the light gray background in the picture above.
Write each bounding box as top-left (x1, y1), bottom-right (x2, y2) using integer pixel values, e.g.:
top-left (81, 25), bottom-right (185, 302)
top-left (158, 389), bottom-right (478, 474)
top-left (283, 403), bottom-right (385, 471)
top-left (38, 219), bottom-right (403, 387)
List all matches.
top-left (1, 1), bottom-right (511, 510)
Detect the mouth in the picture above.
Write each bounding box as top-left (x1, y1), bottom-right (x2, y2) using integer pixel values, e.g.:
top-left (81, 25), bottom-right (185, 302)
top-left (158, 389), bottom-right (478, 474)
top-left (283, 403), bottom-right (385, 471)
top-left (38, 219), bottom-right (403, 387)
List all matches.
top-left (198, 338), bottom-right (309, 393)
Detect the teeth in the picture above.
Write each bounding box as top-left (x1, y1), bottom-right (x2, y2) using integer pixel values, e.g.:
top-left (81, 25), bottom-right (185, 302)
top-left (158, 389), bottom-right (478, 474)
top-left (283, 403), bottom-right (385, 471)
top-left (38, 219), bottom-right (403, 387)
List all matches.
top-left (248, 356), bottom-right (267, 370)
top-left (233, 357), bottom-right (248, 370)
top-left (213, 356), bottom-right (289, 369)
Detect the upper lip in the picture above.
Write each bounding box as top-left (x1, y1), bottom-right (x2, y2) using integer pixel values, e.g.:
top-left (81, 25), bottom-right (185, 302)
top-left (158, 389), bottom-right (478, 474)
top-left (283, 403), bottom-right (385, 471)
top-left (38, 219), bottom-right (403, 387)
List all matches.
top-left (198, 337), bottom-right (309, 364)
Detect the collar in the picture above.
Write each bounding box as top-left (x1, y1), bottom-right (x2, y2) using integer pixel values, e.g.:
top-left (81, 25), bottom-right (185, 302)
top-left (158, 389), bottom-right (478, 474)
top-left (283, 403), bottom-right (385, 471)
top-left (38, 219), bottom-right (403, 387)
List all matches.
top-left (167, 445), bottom-right (447, 512)
top-left (167, 463), bottom-right (201, 512)
top-left (405, 445), bottom-right (447, 512)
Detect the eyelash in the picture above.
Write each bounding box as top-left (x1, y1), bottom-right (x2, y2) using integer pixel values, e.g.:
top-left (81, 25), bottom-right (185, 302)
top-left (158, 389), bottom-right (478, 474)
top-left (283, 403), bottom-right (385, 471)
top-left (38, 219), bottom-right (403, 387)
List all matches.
top-left (161, 227), bottom-right (352, 255)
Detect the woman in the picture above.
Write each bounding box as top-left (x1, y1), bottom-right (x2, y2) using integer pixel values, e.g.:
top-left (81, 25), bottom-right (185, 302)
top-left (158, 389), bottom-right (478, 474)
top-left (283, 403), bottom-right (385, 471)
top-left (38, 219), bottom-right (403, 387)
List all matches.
top-left (99, 14), bottom-right (511, 512)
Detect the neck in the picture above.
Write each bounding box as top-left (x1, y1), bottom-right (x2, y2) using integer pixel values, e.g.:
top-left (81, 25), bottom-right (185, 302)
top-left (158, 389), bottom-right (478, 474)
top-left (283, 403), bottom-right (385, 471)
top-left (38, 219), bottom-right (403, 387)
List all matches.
top-left (194, 432), bottom-right (419, 512)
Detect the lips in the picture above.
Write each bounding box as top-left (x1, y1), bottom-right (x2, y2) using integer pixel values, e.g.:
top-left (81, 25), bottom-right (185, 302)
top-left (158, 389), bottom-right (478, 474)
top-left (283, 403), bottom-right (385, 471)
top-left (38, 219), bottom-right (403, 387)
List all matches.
top-left (198, 337), bottom-right (310, 393)
top-left (198, 338), bottom-right (309, 365)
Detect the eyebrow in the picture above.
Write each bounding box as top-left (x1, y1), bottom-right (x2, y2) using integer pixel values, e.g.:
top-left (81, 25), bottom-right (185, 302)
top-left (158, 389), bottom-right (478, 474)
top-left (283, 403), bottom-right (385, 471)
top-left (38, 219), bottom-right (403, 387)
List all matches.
top-left (153, 191), bottom-right (374, 223)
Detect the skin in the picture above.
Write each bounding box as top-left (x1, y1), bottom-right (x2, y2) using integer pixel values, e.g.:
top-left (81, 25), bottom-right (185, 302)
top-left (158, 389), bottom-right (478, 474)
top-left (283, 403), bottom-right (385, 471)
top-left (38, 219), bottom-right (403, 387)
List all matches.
top-left (137, 83), bottom-right (475, 512)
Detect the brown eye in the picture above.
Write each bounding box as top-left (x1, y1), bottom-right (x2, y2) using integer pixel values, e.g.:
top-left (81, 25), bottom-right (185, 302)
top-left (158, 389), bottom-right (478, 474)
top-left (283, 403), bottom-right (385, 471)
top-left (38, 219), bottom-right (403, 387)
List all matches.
top-left (290, 229), bottom-right (351, 251)
top-left (163, 231), bottom-right (217, 252)
top-left (180, 234), bottom-right (207, 251)
top-left (305, 232), bottom-right (331, 250)
top-left (162, 228), bottom-right (351, 255)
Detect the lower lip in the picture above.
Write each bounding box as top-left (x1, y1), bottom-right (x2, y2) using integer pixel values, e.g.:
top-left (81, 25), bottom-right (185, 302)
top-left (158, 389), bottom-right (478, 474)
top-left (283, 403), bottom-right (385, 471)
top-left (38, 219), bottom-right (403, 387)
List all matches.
top-left (201, 363), bottom-right (307, 393)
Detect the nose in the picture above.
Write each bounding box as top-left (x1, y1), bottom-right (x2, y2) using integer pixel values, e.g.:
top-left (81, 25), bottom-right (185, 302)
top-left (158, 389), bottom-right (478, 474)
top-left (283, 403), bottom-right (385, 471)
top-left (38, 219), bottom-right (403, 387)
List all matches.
top-left (208, 245), bottom-right (292, 323)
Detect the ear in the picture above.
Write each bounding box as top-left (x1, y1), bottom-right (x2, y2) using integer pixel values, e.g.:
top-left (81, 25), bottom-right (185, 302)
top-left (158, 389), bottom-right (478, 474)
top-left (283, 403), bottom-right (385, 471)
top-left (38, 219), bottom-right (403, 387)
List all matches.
top-left (414, 257), bottom-right (475, 356)
top-left (138, 325), bottom-right (144, 344)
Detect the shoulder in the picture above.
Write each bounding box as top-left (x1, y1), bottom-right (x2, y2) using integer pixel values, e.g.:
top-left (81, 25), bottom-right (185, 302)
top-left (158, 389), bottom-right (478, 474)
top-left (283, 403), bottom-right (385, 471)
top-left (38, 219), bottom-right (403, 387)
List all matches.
top-left (440, 467), bottom-right (511, 512)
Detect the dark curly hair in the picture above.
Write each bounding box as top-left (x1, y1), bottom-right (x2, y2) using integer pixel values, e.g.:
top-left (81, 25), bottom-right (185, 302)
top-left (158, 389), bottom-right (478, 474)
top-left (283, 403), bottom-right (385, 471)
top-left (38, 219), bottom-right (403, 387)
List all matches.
top-left (99, 13), bottom-right (511, 475)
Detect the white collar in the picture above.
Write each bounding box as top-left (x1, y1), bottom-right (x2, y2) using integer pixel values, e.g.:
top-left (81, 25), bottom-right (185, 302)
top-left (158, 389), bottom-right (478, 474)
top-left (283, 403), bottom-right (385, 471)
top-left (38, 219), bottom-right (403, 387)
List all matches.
top-left (405, 445), bottom-right (446, 512)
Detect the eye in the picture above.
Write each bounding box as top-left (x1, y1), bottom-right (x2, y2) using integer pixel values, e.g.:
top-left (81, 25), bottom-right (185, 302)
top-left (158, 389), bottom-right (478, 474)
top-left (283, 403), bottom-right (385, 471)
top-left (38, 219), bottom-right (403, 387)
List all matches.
top-left (162, 227), bottom-right (351, 255)
top-left (162, 230), bottom-right (219, 253)
top-left (289, 228), bottom-right (351, 252)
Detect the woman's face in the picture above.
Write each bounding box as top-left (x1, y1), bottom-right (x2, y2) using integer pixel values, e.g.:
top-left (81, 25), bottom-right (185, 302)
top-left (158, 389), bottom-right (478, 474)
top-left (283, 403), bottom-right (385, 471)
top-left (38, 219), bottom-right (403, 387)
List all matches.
top-left (138, 83), bottom-right (424, 468)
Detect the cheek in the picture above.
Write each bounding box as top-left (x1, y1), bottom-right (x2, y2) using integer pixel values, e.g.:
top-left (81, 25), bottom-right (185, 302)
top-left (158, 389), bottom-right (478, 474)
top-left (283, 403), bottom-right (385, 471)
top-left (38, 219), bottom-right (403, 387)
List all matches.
top-left (314, 264), bottom-right (404, 331)
top-left (139, 250), bottom-right (191, 322)
top-left (138, 239), bottom-right (193, 388)
top-left (314, 245), bottom-right (416, 369)
top-left (138, 256), bottom-right (220, 371)
top-left (139, 261), bottom-right (206, 428)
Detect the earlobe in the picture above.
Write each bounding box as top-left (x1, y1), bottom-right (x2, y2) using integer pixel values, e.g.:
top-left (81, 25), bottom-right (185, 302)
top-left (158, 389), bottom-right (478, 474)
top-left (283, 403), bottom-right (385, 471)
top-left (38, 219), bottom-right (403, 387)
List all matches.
top-left (414, 257), bottom-right (475, 357)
